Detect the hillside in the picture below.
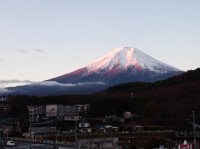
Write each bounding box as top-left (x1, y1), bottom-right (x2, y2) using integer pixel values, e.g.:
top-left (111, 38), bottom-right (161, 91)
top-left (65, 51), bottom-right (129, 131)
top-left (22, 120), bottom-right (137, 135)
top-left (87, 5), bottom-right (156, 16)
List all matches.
top-left (106, 68), bottom-right (200, 93)
top-left (91, 68), bottom-right (200, 122)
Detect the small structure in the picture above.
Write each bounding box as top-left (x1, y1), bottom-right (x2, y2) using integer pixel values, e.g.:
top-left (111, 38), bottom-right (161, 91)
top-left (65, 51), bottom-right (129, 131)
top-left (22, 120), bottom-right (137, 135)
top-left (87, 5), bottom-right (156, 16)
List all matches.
top-left (25, 121), bottom-right (56, 138)
top-left (123, 111), bottom-right (132, 118)
top-left (64, 115), bottom-right (79, 121)
top-left (78, 137), bottom-right (119, 148)
top-left (78, 122), bottom-right (92, 133)
top-left (123, 111), bottom-right (139, 122)
top-left (28, 105), bottom-right (40, 122)
top-left (96, 124), bottom-right (119, 133)
top-left (76, 104), bottom-right (90, 114)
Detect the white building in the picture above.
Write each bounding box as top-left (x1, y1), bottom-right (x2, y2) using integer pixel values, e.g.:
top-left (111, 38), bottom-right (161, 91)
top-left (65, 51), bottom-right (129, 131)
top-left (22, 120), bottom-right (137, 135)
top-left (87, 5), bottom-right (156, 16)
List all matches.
top-left (27, 104), bottom-right (89, 120)
top-left (78, 122), bottom-right (92, 133)
top-left (28, 105), bottom-right (39, 122)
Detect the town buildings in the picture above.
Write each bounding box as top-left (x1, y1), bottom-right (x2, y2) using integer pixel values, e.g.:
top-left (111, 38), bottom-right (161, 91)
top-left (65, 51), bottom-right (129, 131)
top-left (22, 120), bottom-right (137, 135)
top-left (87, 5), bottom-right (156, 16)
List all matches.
top-left (27, 104), bottom-right (89, 122)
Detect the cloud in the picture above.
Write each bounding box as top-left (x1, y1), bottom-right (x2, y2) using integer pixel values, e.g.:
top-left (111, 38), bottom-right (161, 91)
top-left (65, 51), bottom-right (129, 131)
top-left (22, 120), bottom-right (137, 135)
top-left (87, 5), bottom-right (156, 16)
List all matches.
top-left (19, 49), bottom-right (26, 54)
top-left (73, 56), bottom-right (78, 60)
top-left (32, 48), bottom-right (43, 53)
top-left (0, 80), bottom-right (33, 88)
top-left (0, 81), bottom-right (106, 95)
top-left (0, 80), bottom-right (105, 88)
top-left (0, 58), bottom-right (3, 61)
top-left (33, 81), bottom-right (105, 87)
top-left (0, 80), bottom-right (32, 84)
top-left (17, 48), bottom-right (43, 54)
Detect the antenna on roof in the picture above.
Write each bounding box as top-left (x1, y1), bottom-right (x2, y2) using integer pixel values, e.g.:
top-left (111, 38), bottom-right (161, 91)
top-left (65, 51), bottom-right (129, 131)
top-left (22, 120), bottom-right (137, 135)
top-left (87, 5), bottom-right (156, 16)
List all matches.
top-left (192, 111), bottom-right (196, 149)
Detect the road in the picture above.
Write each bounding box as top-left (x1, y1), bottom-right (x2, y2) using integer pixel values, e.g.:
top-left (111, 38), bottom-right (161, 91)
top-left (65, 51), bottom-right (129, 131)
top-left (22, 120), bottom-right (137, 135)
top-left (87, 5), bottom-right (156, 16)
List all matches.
top-left (3, 141), bottom-right (80, 149)
top-left (1, 141), bottom-right (56, 149)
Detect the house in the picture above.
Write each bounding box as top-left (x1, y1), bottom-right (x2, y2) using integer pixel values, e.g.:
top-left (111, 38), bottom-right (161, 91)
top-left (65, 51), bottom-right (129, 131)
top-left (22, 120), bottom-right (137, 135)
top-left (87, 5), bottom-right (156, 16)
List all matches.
top-left (78, 122), bottom-right (92, 133)
top-left (76, 104), bottom-right (90, 114)
top-left (96, 124), bottom-right (119, 133)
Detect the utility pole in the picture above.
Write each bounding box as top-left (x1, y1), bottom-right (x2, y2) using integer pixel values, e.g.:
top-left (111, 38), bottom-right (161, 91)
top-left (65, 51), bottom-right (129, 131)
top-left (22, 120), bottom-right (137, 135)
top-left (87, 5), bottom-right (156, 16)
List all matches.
top-left (192, 111), bottom-right (196, 149)
top-left (56, 118), bottom-right (58, 147)
top-left (54, 118), bottom-right (58, 149)
top-left (75, 120), bottom-right (77, 148)
top-left (29, 113), bottom-right (32, 149)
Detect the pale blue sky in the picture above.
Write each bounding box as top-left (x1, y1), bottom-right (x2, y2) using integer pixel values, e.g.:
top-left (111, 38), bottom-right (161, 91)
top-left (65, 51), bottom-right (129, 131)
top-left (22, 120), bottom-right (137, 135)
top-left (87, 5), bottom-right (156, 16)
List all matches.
top-left (0, 0), bottom-right (199, 86)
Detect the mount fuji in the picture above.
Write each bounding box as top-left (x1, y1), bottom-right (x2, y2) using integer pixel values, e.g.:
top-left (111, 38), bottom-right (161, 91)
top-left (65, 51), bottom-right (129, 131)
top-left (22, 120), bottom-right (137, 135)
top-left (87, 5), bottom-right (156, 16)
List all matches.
top-left (50, 47), bottom-right (182, 86)
top-left (3, 47), bottom-right (183, 96)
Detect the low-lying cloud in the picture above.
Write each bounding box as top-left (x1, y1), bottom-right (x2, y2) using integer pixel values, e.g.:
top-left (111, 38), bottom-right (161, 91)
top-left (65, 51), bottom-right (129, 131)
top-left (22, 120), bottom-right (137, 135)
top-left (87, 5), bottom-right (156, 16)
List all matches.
top-left (0, 80), bottom-right (33, 88)
top-left (34, 81), bottom-right (105, 87)
top-left (0, 80), bottom-right (105, 89)
top-left (0, 81), bottom-right (106, 95)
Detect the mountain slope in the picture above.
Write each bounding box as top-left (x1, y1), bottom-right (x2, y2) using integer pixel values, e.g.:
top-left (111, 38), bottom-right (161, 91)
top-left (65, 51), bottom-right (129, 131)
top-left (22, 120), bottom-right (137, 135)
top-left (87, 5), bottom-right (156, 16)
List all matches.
top-left (51, 47), bottom-right (182, 86)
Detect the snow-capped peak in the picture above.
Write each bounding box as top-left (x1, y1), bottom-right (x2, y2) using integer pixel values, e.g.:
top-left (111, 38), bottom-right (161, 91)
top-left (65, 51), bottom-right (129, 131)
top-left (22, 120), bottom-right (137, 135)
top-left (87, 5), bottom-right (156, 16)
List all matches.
top-left (86, 47), bottom-right (179, 73)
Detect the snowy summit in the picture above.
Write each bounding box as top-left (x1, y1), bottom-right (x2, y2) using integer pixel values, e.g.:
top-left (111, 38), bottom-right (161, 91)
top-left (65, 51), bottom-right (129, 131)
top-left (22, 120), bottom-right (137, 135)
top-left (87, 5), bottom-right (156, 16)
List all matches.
top-left (86, 47), bottom-right (179, 74)
top-left (52, 46), bottom-right (182, 86)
